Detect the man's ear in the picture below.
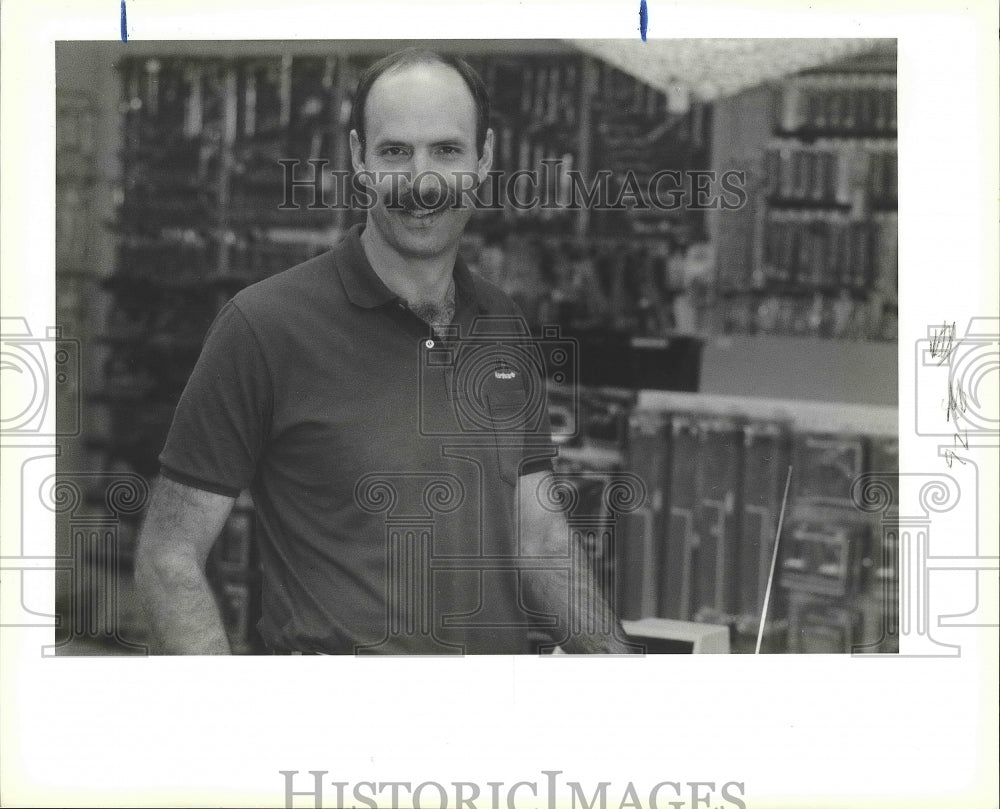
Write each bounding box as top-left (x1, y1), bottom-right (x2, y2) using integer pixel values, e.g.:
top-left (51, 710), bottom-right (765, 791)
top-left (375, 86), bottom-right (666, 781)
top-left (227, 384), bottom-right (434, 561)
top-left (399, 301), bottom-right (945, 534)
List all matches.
top-left (349, 129), bottom-right (365, 174)
top-left (477, 128), bottom-right (495, 183)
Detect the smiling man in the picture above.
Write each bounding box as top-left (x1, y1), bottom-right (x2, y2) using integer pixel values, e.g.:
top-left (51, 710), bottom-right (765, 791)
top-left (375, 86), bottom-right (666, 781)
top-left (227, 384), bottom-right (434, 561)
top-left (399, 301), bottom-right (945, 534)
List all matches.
top-left (135, 48), bottom-right (636, 655)
top-left (349, 54), bottom-right (491, 332)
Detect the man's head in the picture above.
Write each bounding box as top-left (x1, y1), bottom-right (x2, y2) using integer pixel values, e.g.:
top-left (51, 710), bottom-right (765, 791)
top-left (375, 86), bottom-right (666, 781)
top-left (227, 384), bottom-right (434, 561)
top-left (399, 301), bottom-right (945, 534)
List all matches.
top-left (350, 49), bottom-right (491, 160)
top-left (349, 49), bottom-right (494, 261)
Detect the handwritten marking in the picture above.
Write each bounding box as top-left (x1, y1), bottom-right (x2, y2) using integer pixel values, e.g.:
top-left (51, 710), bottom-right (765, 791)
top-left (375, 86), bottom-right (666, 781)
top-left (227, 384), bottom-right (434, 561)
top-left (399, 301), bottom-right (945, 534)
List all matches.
top-left (931, 319), bottom-right (973, 466)
top-left (120, 0), bottom-right (127, 42)
top-left (639, 0), bottom-right (648, 41)
top-left (944, 448), bottom-right (968, 468)
top-left (945, 429), bottom-right (970, 468)
top-left (945, 380), bottom-right (969, 423)
top-left (929, 320), bottom-right (957, 365)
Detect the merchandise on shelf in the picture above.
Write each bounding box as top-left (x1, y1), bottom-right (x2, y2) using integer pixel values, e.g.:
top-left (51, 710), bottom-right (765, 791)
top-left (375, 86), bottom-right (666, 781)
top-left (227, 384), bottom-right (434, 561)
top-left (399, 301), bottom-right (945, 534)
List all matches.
top-left (602, 398), bottom-right (896, 653)
top-left (739, 420), bottom-right (793, 618)
top-left (616, 408), bottom-right (671, 620)
top-left (690, 416), bottom-right (745, 621)
top-left (786, 591), bottom-right (864, 653)
top-left (733, 61), bottom-right (897, 342)
top-left (662, 412), bottom-right (700, 621)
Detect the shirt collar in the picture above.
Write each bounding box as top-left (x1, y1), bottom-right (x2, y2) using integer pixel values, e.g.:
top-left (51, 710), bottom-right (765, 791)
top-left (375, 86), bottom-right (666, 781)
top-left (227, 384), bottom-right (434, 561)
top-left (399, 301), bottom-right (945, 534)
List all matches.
top-left (335, 223), bottom-right (484, 314)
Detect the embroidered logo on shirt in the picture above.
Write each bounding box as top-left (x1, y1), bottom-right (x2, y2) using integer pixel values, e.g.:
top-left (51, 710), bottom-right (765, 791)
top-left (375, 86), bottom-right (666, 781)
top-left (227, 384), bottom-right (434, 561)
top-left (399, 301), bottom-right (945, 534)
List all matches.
top-left (494, 359), bottom-right (517, 380)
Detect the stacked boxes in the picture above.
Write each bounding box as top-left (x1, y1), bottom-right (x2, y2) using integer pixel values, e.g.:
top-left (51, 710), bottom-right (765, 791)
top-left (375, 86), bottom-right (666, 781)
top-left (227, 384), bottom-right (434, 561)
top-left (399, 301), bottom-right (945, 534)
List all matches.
top-left (690, 417), bottom-right (745, 621)
top-left (862, 436), bottom-right (900, 653)
top-left (611, 405), bottom-right (895, 653)
top-left (781, 433), bottom-right (877, 653)
top-left (740, 421), bottom-right (793, 618)
top-left (617, 409), bottom-right (671, 620)
top-left (662, 413), bottom-right (700, 621)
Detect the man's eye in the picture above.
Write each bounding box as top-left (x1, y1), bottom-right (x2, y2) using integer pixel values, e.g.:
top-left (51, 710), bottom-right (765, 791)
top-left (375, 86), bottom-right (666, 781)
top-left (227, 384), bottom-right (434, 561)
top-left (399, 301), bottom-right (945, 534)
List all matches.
top-left (381, 147), bottom-right (409, 158)
top-left (437, 146), bottom-right (462, 157)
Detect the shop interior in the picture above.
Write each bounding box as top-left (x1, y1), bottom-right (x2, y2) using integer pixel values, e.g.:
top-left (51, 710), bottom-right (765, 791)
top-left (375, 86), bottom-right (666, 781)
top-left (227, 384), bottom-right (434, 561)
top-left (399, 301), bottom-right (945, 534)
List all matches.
top-left (53, 38), bottom-right (899, 655)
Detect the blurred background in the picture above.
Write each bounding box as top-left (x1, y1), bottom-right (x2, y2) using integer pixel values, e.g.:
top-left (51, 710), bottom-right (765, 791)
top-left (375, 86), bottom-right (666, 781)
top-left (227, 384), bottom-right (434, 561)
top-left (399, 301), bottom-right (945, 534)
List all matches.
top-left (54, 38), bottom-right (898, 655)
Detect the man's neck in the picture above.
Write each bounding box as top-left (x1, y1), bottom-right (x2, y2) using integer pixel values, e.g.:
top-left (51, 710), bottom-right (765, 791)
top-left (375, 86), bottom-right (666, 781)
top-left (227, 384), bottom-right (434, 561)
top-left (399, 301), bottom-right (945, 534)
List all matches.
top-left (360, 223), bottom-right (458, 307)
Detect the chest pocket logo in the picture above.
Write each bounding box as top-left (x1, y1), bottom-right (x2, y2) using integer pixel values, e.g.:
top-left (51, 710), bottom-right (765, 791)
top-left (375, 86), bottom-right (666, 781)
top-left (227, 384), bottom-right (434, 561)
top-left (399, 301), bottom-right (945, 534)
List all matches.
top-left (494, 358), bottom-right (517, 380)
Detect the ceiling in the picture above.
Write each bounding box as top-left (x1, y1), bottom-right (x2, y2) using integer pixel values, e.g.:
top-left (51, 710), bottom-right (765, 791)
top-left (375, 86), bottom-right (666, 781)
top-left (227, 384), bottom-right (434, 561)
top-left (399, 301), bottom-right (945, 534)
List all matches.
top-left (571, 38), bottom-right (895, 101)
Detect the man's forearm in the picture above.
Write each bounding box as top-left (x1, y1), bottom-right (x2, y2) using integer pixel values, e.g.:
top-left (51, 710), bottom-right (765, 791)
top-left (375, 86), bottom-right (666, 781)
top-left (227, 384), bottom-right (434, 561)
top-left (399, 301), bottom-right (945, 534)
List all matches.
top-left (134, 476), bottom-right (235, 654)
top-left (518, 470), bottom-right (640, 653)
top-left (135, 544), bottom-right (231, 654)
top-left (524, 549), bottom-right (638, 654)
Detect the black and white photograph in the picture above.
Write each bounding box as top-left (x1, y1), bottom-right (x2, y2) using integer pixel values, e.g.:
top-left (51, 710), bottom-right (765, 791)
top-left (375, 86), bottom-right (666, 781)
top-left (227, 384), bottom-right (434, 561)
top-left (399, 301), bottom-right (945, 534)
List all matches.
top-left (1, 2), bottom-right (997, 807)
top-left (50, 37), bottom-right (900, 658)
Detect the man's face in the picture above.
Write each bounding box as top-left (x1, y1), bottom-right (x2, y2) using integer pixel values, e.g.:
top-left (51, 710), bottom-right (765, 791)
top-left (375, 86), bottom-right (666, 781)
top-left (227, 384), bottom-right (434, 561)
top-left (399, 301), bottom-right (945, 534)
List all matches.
top-left (350, 61), bottom-right (493, 260)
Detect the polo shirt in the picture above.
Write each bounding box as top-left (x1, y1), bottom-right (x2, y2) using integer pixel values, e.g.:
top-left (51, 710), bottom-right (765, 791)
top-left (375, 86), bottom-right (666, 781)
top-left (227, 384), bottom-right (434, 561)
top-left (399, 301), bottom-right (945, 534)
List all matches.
top-left (159, 224), bottom-right (557, 654)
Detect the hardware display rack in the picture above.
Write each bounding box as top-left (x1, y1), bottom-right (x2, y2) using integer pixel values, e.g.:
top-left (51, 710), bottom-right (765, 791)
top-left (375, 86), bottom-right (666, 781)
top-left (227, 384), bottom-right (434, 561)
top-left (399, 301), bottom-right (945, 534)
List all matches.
top-left (715, 51), bottom-right (897, 341)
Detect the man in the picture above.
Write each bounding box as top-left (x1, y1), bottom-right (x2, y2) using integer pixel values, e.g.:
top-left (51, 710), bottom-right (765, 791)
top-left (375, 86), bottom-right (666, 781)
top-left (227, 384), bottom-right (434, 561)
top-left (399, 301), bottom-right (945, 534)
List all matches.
top-left (135, 48), bottom-right (635, 655)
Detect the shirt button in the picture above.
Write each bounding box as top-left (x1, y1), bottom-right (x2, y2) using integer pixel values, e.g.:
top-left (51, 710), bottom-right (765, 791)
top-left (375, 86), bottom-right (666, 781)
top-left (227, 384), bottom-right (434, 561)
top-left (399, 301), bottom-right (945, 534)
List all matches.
top-left (425, 339), bottom-right (435, 349)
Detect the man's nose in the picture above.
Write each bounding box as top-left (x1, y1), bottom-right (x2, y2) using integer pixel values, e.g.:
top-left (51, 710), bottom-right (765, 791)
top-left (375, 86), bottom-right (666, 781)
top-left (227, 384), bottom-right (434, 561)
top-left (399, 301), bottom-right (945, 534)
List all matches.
top-left (409, 149), bottom-right (432, 178)
top-left (411, 157), bottom-right (448, 204)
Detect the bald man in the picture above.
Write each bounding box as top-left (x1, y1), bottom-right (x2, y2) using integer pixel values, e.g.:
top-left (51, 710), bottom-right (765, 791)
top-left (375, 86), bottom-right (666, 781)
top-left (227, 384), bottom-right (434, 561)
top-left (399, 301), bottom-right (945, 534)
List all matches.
top-left (136, 49), bottom-right (636, 656)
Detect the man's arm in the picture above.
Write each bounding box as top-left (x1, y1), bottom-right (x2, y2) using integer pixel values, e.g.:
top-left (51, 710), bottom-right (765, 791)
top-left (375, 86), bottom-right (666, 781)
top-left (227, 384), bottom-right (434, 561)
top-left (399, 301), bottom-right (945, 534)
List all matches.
top-left (134, 476), bottom-right (236, 654)
top-left (517, 469), bottom-right (639, 654)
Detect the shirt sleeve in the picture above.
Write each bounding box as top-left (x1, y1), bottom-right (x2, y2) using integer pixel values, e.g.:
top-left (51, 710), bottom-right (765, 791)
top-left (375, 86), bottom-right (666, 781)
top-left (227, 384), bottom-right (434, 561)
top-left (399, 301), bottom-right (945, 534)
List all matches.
top-left (158, 299), bottom-right (272, 496)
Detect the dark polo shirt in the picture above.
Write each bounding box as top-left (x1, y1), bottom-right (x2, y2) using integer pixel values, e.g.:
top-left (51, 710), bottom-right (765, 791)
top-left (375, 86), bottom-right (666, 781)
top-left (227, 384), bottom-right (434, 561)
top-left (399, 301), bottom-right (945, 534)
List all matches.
top-left (159, 224), bottom-right (556, 654)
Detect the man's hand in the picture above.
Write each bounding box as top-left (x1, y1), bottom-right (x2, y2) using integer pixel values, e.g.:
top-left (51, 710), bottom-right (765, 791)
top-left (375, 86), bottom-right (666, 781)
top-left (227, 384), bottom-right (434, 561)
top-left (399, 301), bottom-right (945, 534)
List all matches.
top-left (517, 469), bottom-right (641, 654)
top-left (134, 476), bottom-right (236, 654)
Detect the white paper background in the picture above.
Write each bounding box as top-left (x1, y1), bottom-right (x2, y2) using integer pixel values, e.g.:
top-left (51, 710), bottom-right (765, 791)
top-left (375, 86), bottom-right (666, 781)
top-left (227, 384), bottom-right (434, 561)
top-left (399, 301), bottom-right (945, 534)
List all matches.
top-left (1, 1), bottom-right (997, 807)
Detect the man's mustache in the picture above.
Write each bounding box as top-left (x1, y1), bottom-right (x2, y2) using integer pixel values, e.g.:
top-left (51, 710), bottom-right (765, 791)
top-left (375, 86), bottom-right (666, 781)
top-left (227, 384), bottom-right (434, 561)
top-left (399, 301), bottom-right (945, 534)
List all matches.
top-left (383, 184), bottom-right (460, 212)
